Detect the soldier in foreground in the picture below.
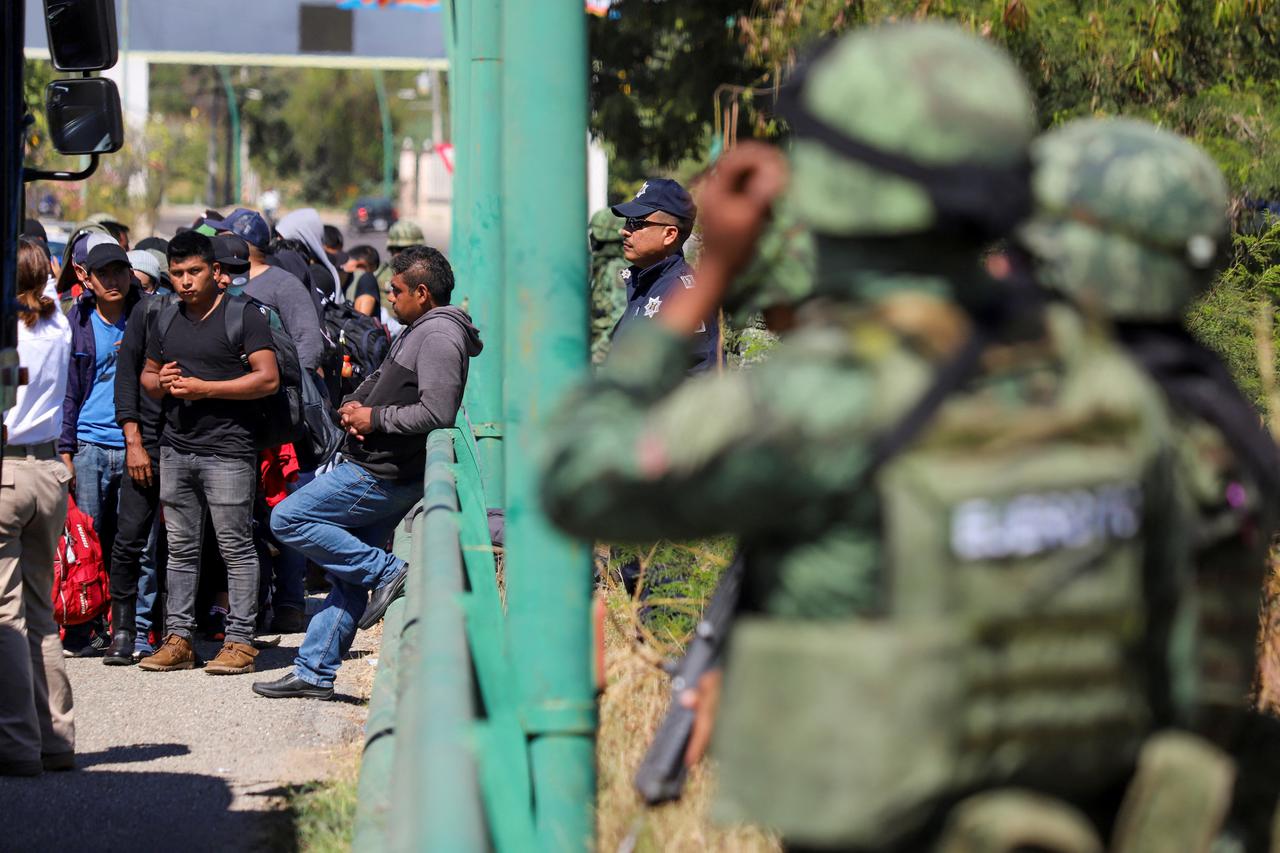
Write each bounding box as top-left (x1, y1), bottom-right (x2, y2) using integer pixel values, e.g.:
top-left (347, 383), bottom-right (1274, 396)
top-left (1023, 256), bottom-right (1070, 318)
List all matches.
top-left (542, 23), bottom-right (1179, 851)
top-left (1017, 117), bottom-right (1280, 849)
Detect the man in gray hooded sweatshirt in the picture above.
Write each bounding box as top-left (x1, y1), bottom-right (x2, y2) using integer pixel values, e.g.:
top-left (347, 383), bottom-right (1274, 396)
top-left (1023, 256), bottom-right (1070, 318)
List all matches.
top-left (253, 246), bottom-right (483, 700)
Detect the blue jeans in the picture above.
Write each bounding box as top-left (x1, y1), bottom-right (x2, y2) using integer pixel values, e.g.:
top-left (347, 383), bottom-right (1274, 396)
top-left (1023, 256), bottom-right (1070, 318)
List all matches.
top-left (73, 440), bottom-right (124, 558)
top-left (270, 461), bottom-right (420, 688)
top-left (135, 519), bottom-right (162, 637)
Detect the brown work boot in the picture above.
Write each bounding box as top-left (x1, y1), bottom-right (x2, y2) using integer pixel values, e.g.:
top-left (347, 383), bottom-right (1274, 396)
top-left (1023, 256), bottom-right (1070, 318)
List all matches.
top-left (138, 634), bottom-right (197, 672)
top-left (204, 641), bottom-right (258, 675)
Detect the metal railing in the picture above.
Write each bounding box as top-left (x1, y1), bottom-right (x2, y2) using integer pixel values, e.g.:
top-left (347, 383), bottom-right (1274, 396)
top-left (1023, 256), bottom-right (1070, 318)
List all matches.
top-left (353, 425), bottom-right (542, 851)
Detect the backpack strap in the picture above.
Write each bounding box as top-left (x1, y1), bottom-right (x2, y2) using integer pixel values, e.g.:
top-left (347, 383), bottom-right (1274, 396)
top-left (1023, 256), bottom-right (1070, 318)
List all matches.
top-left (1118, 323), bottom-right (1280, 501)
top-left (153, 300), bottom-right (182, 362)
top-left (222, 293), bottom-right (254, 369)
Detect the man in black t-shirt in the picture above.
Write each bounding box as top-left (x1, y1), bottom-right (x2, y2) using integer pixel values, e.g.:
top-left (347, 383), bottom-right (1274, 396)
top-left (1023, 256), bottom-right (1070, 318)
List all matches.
top-left (137, 231), bottom-right (280, 676)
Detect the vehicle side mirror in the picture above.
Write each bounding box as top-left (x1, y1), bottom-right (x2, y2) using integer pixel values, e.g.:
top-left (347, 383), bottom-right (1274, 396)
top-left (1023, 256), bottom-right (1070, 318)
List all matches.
top-left (45, 78), bottom-right (124, 156)
top-left (43, 0), bottom-right (119, 72)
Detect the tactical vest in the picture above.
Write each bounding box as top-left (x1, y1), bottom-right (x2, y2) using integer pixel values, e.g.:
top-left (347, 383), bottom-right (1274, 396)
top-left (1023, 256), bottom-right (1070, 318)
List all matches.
top-left (712, 303), bottom-right (1177, 849)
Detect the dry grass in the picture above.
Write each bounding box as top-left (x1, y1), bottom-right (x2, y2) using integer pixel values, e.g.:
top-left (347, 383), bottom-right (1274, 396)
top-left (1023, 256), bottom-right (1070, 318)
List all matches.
top-left (595, 571), bottom-right (779, 853)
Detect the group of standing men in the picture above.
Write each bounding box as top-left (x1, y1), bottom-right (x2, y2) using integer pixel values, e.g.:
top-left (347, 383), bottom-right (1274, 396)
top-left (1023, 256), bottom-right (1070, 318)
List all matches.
top-left (1, 202), bottom-right (482, 776)
top-left (548, 22), bottom-right (1280, 851)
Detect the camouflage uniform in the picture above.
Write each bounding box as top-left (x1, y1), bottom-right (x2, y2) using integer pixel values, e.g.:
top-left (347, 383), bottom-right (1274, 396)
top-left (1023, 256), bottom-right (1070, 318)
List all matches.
top-left (542, 24), bottom-right (1179, 850)
top-left (721, 201), bottom-right (816, 367)
top-left (588, 208), bottom-right (629, 365)
top-left (1019, 118), bottom-right (1280, 849)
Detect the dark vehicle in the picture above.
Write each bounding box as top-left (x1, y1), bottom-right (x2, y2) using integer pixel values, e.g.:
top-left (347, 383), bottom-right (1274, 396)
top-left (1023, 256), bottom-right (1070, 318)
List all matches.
top-left (348, 196), bottom-right (398, 233)
top-left (4, 0), bottom-right (124, 415)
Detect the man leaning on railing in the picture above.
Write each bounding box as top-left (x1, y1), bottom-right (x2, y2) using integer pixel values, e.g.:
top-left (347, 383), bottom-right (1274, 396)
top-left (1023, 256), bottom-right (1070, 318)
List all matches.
top-left (252, 245), bottom-right (484, 701)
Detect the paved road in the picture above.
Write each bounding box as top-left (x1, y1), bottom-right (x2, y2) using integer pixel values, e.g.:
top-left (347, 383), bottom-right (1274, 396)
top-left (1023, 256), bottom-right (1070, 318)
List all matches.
top-left (0, 619), bottom-right (379, 853)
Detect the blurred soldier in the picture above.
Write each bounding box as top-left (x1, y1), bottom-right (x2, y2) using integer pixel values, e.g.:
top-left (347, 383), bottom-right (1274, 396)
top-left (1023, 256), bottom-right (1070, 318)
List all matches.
top-left (588, 207), bottom-right (629, 365)
top-left (1018, 117), bottom-right (1280, 849)
top-left (541, 23), bottom-right (1180, 850)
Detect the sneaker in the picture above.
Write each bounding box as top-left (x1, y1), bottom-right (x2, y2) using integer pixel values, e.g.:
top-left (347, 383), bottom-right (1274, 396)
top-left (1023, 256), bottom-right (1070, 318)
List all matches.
top-left (205, 641), bottom-right (258, 675)
top-left (132, 635), bottom-right (157, 661)
top-left (62, 621), bottom-right (110, 658)
top-left (138, 634), bottom-right (197, 672)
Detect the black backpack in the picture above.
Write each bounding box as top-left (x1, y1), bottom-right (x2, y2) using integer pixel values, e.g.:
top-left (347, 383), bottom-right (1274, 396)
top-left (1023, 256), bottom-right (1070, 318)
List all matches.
top-left (320, 299), bottom-right (390, 394)
top-left (155, 293), bottom-right (341, 470)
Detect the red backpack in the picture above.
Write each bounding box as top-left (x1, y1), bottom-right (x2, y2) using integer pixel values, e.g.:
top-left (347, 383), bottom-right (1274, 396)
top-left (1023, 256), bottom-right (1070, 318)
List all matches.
top-left (52, 495), bottom-right (109, 626)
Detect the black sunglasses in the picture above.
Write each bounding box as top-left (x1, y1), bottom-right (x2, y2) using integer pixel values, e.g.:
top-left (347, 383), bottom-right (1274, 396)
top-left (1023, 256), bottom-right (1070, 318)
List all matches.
top-left (623, 216), bottom-right (672, 233)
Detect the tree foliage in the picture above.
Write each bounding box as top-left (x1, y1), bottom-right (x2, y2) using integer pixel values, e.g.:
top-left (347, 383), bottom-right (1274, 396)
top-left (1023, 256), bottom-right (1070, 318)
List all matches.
top-left (589, 1), bottom-right (762, 179)
top-left (739, 1), bottom-right (1280, 194)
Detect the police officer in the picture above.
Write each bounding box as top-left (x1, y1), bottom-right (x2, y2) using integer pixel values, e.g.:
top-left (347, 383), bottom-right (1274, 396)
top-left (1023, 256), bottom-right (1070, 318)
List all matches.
top-left (588, 207), bottom-right (630, 365)
top-left (541, 22), bottom-right (1179, 850)
top-left (609, 178), bottom-right (721, 373)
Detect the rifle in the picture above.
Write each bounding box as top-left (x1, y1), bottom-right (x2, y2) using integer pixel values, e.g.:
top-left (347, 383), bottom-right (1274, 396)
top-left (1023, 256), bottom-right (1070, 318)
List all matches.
top-left (633, 552), bottom-right (744, 805)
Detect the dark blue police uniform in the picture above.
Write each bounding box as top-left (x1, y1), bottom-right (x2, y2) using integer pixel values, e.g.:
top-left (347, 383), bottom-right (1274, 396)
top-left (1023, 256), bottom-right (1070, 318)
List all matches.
top-left (612, 253), bottom-right (721, 374)
top-left (608, 177), bottom-right (722, 374)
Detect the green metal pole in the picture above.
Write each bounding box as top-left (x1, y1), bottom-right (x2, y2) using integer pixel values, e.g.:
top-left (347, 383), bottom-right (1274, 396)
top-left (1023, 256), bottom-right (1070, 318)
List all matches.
top-left (372, 69), bottom-right (394, 201)
top-left (216, 66), bottom-right (240, 204)
top-left (448, 0), bottom-right (473, 276)
top-left (461, 0), bottom-right (505, 508)
top-left (501, 1), bottom-right (596, 849)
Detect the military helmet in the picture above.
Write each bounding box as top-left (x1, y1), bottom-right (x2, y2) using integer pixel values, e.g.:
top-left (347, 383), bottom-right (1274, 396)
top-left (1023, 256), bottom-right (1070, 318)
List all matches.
top-left (723, 199), bottom-right (816, 323)
top-left (387, 219), bottom-right (425, 249)
top-left (1018, 118), bottom-right (1229, 320)
top-left (782, 22), bottom-right (1037, 240)
top-left (588, 207), bottom-right (624, 251)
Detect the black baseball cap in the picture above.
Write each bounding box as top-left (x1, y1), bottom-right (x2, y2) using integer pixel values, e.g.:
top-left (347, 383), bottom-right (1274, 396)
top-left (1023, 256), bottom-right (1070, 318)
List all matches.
top-left (84, 243), bottom-right (131, 271)
top-left (212, 235), bottom-right (251, 273)
top-left (611, 178), bottom-right (697, 223)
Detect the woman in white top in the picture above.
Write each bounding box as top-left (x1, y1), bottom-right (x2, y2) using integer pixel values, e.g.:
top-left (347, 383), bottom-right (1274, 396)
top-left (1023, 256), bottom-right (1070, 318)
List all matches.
top-left (0, 237), bottom-right (76, 776)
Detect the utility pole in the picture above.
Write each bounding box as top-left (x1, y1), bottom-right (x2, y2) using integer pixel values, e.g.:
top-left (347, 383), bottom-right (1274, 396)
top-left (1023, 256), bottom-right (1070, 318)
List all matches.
top-left (501, 0), bottom-right (596, 848)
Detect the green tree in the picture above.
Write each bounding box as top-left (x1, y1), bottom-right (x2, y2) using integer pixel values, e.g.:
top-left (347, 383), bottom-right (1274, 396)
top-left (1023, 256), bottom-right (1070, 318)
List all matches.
top-left (589, 1), bottom-right (762, 181)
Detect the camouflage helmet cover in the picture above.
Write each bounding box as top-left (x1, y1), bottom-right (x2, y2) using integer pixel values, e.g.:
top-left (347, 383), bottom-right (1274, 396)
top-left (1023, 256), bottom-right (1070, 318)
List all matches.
top-left (387, 219), bottom-right (426, 249)
top-left (787, 22), bottom-right (1037, 238)
top-left (588, 207), bottom-right (625, 251)
top-left (1019, 118), bottom-right (1230, 321)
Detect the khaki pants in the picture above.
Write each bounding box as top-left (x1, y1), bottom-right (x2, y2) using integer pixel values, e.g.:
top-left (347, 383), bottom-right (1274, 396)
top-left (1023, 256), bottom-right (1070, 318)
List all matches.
top-left (0, 456), bottom-right (74, 763)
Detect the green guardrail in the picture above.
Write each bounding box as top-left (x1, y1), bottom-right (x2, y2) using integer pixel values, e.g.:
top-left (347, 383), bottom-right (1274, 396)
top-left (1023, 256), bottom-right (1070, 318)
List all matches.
top-left (354, 425), bottom-right (539, 852)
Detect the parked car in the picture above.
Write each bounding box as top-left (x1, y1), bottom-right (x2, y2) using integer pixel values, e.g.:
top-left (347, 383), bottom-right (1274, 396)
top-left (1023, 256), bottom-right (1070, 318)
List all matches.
top-left (348, 196), bottom-right (398, 233)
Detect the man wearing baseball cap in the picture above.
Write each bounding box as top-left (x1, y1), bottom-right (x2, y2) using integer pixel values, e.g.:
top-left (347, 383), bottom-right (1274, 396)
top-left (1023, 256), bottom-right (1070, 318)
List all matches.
top-left (609, 178), bottom-right (721, 373)
top-left (212, 212), bottom-right (324, 376)
top-left (59, 242), bottom-right (143, 657)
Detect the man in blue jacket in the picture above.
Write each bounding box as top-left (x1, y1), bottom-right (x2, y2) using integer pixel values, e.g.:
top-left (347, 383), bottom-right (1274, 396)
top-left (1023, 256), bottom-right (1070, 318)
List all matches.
top-left (59, 242), bottom-right (142, 656)
top-left (609, 178), bottom-right (721, 374)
